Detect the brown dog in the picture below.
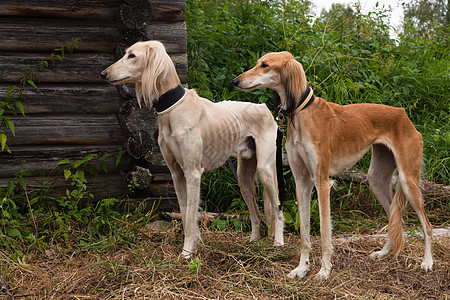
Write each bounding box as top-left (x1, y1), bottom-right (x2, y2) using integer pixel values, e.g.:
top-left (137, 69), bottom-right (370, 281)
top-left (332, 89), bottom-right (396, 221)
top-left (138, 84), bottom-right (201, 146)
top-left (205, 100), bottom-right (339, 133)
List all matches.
top-left (233, 51), bottom-right (433, 279)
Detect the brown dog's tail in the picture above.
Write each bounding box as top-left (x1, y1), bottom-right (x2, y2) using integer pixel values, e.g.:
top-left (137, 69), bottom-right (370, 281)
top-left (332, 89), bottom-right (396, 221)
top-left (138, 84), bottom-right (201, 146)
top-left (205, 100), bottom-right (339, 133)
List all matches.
top-left (388, 185), bottom-right (407, 256)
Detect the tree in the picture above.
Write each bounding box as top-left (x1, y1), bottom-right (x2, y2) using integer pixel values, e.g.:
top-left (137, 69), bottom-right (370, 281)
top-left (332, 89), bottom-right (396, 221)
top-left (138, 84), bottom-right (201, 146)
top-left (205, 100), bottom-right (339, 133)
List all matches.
top-left (402, 0), bottom-right (449, 38)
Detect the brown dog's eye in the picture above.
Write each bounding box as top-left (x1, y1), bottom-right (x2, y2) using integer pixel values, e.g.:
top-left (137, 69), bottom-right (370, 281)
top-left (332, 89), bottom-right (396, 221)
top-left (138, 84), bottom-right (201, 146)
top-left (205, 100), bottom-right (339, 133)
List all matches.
top-left (261, 62), bottom-right (268, 68)
top-left (128, 53), bottom-right (135, 59)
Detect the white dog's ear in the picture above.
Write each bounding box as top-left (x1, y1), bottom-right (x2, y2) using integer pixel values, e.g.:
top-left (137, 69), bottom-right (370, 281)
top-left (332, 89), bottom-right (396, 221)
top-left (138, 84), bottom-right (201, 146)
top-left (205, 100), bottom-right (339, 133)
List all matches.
top-left (280, 59), bottom-right (307, 113)
top-left (137, 45), bottom-right (169, 108)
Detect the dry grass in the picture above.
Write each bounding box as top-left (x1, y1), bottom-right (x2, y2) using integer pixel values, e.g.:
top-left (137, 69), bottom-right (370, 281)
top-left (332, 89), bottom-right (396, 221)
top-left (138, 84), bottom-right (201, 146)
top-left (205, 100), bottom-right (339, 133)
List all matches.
top-left (1, 221), bottom-right (448, 299)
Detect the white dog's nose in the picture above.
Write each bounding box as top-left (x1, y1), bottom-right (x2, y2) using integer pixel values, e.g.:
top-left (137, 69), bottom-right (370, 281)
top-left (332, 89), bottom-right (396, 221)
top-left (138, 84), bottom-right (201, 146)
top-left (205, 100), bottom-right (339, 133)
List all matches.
top-left (100, 70), bottom-right (107, 80)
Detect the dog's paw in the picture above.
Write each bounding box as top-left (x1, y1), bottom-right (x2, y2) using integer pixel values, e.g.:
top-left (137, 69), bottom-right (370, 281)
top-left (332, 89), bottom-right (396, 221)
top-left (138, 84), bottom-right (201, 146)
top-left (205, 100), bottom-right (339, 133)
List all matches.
top-left (287, 266), bottom-right (309, 279)
top-left (273, 239), bottom-right (284, 247)
top-left (181, 249), bottom-right (192, 259)
top-left (421, 258), bottom-right (433, 272)
top-left (315, 267), bottom-right (331, 280)
top-left (369, 249), bottom-right (388, 260)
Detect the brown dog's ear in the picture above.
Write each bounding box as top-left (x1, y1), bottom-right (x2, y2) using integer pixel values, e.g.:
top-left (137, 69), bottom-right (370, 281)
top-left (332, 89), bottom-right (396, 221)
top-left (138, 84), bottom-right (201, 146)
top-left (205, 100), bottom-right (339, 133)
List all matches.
top-left (280, 59), bottom-right (307, 114)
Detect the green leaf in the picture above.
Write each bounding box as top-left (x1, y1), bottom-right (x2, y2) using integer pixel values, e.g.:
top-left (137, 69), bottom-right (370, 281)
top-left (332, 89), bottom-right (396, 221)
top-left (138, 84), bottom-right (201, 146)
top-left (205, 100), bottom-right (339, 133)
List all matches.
top-left (211, 219), bottom-right (226, 231)
top-left (64, 169), bottom-right (72, 180)
top-left (5, 120), bottom-right (15, 136)
top-left (57, 159), bottom-right (70, 166)
top-left (73, 155), bottom-right (94, 168)
top-left (114, 149), bottom-right (126, 167)
top-left (88, 165), bottom-right (98, 176)
top-left (0, 133), bottom-right (7, 150)
top-left (15, 101), bottom-right (25, 116)
top-left (27, 80), bottom-right (37, 88)
top-left (100, 162), bottom-right (108, 174)
top-left (6, 228), bottom-right (21, 238)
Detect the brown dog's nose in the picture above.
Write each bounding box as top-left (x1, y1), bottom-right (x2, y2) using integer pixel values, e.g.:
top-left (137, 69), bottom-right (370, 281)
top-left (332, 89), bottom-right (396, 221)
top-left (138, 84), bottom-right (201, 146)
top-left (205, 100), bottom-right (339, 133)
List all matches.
top-left (232, 78), bottom-right (240, 86)
top-left (100, 70), bottom-right (107, 80)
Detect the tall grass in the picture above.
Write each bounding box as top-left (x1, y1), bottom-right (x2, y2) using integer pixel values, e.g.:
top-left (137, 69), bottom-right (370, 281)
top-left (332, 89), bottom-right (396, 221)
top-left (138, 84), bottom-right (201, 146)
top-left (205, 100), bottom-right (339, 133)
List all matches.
top-left (186, 0), bottom-right (449, 219)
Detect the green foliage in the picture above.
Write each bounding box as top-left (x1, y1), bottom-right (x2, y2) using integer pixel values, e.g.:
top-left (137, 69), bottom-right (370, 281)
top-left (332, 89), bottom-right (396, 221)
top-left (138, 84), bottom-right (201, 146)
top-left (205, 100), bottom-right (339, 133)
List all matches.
top-left (402, 0), bottom-right (449, 39)
top-left (188, 257), bottom-right (201, 275)
top-left (0, 38), bottom-right (81, 152)
top-left (187, 0), bottom-right (449, 232)
top-left (0, 152), bottom-right (157, 257)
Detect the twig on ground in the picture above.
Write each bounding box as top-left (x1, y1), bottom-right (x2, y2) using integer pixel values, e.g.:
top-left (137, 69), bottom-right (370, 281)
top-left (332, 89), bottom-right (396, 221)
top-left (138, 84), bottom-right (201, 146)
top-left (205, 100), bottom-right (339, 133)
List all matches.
top-left (110, 215), bottom-right (153, 240)
top-left (163, 211), bottom-right (250, 222)
top-left (24, 184), bottom-right (38, 239)
top-left (0, 274), bottom-right (15, 300)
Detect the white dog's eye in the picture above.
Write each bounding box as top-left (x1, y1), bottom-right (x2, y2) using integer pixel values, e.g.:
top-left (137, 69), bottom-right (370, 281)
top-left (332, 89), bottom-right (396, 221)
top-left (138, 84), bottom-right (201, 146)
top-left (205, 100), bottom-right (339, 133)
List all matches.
top-left (128, 53), bottom-right (135, 59)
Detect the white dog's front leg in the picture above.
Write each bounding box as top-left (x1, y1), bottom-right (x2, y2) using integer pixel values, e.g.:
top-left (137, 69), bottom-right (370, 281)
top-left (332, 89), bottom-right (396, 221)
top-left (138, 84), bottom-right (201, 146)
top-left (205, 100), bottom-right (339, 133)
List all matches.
top-left (181, 169), bottom-right (202, 259)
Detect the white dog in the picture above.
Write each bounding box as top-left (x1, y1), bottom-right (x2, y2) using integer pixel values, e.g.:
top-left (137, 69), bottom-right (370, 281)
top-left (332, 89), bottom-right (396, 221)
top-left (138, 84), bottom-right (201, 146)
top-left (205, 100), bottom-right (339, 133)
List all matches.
top-left (101, 41), bottom-right (284, 258)
top-left (233, 51), bottom-right (433, 279)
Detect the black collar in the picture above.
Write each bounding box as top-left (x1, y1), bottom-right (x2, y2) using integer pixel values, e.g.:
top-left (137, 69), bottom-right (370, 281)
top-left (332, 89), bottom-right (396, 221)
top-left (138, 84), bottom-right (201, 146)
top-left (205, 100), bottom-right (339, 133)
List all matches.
top-left (153, 85), bottom-right (186, 114)
top-left (278, 85), bottom-right (315, 117)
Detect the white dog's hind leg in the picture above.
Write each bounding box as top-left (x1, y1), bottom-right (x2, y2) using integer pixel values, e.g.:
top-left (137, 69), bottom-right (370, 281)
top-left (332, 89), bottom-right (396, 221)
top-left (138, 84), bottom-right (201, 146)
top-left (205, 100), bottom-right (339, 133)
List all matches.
top-left (370, 239), bottom-right (392, 260)
top-left (237, 155), bottom-right (262, 241)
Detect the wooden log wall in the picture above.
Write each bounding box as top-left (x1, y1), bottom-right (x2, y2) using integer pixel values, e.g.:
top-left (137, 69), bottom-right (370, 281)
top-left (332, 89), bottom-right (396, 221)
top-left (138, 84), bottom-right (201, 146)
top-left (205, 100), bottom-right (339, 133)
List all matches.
top-left (0, 0), bottom-right (186, 208)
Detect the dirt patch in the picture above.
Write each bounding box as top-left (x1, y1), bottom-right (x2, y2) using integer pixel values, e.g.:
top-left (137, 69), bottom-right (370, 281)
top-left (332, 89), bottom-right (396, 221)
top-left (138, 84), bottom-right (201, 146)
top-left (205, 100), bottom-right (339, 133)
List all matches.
top-left (1, 224), bottom-right (449, 299)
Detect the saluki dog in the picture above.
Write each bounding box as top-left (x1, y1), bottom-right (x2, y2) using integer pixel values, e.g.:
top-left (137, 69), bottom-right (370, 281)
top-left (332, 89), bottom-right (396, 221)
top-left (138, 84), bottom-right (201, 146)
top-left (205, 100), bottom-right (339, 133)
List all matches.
top-left (233, 51), bottom-right (433, 279)
top-left (101, 41), bottom-right (284, 258)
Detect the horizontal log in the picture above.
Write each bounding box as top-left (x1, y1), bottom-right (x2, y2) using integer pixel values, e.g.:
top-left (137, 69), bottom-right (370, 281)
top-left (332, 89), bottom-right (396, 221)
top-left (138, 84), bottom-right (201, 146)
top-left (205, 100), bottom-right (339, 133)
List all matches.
top-left (4, 115), bottom-right (126, 146)
top-left (163, 212), bottom-right (251, 223)
top-left (0, 18), bottom-right (186, 53)
top-left (0, 83), bottom-right (123, 115)
top-left (0, 145), bottom-right (130, 178)
top-left (0, 174), bottom-right (175, 201)
top-left (0, 1), bottom-right (185, 22)
top-left (0, 53), bottom-right (187, 84)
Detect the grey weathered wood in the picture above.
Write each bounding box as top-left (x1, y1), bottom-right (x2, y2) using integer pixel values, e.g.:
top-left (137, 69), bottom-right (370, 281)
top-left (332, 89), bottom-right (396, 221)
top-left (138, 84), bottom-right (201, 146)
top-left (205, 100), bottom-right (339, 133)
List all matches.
top-left (0, 84), bottom-right (122, 115)
top-left (0, 144), bottom-right (169, 178)
top-left (0, 174), bottom-right (176, 201)
top-left (0, 53), bottom-right (187, 84)
top-left (0, 19), bottom-right (187, 53)
top-left (0, 145), bottom-right (129, 178)
top-left (119, 0), bottom-right (153, 31)
top-left (0, 0), bottom-right (184, 202)
top-left (117, 99), bottom-right (157, 134)
top-left (4, 115), bottom-right (126, 146)
top-left (0, 1), bottom-right (185, 22)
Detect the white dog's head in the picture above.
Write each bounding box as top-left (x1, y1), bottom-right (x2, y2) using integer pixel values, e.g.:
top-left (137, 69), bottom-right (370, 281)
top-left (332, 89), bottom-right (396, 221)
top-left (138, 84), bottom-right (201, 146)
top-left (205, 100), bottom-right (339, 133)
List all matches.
top-left (101, 40), bottom-right (179, 107)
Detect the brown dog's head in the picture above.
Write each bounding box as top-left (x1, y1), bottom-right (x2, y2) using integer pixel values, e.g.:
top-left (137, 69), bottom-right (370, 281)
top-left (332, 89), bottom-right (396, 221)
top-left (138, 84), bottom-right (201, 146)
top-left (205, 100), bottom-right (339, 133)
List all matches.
top-left (233, 51), bottom-right (308, 113)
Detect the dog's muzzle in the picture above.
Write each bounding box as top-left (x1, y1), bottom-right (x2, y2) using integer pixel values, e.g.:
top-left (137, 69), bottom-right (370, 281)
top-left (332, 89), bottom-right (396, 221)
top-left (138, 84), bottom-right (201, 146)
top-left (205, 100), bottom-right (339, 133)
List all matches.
top-left (100, 70), bottom-right (108, 80)
top-left (232, 78), bottom-right (240, 87)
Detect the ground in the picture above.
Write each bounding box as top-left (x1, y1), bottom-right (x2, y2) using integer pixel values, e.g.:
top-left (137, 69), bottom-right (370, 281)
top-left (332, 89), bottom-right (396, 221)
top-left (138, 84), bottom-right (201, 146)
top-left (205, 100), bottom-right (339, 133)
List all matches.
top-left (1, 221), bottom-right (448, 299)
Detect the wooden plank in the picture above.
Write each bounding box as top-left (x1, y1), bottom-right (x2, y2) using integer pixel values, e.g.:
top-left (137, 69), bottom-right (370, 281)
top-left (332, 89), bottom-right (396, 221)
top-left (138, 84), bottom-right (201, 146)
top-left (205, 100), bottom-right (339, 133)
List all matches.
top-left (0, 53), bottom-right (187, 83)
top-left (0, 18), bottom-right (186, 53)
top-left (0, 83), bottom-right (123, 115)
top-left (0, 174), bottom-right (176, 201)
top-left (4, 115), bottom-right (126, 146)
top-left (0, 1), bottom-right (185, 22)
top-left (0, 145), bottom-right (130, 178)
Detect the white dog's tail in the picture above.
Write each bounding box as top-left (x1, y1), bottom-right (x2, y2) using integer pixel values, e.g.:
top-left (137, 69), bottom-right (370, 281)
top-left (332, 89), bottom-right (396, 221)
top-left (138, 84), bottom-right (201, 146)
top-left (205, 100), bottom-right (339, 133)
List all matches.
top-left (388, 185), bottom-right (407, 257)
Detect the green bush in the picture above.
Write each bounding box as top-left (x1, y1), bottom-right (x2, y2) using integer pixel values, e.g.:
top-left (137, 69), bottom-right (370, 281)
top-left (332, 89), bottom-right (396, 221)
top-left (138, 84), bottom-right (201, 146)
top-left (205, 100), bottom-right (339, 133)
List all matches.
top-left (186, 0), bottom-right (449, 222)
